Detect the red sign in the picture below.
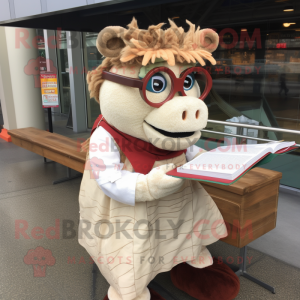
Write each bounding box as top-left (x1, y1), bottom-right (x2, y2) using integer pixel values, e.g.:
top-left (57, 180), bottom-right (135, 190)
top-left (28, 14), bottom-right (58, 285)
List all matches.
top-left (276, 43), bottom-right (287, 49)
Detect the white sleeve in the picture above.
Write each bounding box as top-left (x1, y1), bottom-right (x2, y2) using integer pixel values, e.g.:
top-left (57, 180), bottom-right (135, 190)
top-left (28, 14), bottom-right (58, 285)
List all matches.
top-left (89, 127), bottom-right (140, 206)
top-left (186, 144), bottom-right (206, 162)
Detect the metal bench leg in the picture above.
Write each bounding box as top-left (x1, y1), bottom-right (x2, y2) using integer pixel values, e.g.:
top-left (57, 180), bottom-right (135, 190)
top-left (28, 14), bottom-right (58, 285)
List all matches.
top-left (44, 157), bottom-right (54, 164)
top-left (53, 167), bottom-right (82, 185)
top-left (92, 262), bottom-right (97, 300)
top-left (236, 246), bottom-right (275, 294)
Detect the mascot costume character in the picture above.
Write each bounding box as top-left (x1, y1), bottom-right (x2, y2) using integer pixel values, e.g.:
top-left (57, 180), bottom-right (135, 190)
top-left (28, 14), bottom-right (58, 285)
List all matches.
top-left (79, 18), bottom-right (240, 300)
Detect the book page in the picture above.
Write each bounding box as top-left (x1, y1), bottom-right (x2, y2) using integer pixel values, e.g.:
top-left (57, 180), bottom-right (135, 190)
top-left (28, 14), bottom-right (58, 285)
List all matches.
top-left (246, 141), bottom-right (295, 153)
top-left (182, 152), bottom-right (258, 175)
top-left (179, 141), bottom-right (296, 180)
top-left (211, 145), bottom-right (266, 155)
top-left (206, 141), bottom-right (295, 155)
top-left (270, 141), bottom-right (295, 153)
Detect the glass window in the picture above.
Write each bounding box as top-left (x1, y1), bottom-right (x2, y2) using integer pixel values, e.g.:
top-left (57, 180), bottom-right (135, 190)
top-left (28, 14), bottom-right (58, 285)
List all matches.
top-left (198, 21), bottom-right (300, 188)
top-left (57, 30), bottom-right (71, 116)
top-left (36, 29), bottom-right (46, 71)
top-left (82, 32), bottom-right (102, 128)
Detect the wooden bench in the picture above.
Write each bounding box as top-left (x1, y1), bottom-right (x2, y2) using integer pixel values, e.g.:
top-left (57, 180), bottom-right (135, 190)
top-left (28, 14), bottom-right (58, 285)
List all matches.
top-left (9, 127), bottom-right (281, 293)
top-left (202, 168), bottom-right (282, 249)
top-left (8, 127), bottom-right (86, 184)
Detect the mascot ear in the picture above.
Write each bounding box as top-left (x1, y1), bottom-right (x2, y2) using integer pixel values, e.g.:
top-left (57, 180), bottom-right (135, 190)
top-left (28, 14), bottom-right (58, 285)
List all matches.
top-left (199, 29), bottom-right (219, 52)
top-left (96, 26), bottom-right (126, 58)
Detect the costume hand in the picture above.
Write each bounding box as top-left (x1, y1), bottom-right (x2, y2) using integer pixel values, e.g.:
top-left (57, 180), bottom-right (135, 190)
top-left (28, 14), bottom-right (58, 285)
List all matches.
top-left (193, 149), bottom-right (207, 159)
top-left (135, 163), bottom-right (185, 202)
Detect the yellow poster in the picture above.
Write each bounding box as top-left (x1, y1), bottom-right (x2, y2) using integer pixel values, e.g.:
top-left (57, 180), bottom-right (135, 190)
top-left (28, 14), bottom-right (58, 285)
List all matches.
top-left (40, 74), bottom-right (59, 108)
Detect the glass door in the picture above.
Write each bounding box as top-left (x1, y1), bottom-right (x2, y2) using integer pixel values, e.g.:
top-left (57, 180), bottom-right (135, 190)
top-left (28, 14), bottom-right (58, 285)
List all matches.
top-left (200, 22), bottom-right (300, 189)
top-left (82, 32), bottom-right (102, 128)
top-left (57, 31), bottom-right (71, 116)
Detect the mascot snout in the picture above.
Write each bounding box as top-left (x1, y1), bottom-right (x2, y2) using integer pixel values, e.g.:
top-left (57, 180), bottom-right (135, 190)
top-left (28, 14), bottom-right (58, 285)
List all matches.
top-left (143, 96), bottom-right (208, 150)
top-left (145, 96), bottom-right (208, 134)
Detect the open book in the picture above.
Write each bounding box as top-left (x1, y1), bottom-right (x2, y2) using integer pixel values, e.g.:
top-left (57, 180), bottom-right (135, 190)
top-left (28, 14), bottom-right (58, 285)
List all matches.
top-left (167, 141), bottom-right (297, 185)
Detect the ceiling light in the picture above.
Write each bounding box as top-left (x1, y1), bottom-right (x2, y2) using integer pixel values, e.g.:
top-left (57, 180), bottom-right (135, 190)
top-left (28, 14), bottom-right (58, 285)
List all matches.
top-left (241, 29), bottom-right (247, 31)
top-left (283, 22), bottom-right (296, 27)
top-left (172, 16), bottom-right (180, 19)
top-left (284, 6), bottom-right (294, 12)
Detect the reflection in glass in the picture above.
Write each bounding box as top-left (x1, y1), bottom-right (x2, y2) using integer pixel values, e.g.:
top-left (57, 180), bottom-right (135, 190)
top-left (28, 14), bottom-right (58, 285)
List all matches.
top-left (36, 29), bottom-right (46, 72)
top-left (204, 25), bottom-right (300, 145)
top-left (83, 32), bottom-right (102, 128)
top-left (57, 31), bottom-right (71, 115)
top-left (198, 23), bottom-right (300, 188)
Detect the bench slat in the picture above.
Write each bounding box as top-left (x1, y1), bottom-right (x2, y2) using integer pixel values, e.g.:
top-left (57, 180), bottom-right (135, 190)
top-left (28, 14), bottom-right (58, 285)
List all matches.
top-left (9, 127), bottom-right (86, 172)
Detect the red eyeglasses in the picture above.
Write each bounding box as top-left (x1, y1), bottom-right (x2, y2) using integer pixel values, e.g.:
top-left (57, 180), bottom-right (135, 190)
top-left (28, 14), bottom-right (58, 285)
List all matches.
top-left (102, 66), bottom-right (212, 108)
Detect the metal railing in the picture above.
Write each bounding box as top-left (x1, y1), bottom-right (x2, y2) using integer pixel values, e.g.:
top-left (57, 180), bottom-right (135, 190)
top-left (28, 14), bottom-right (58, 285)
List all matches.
top-left (203, 119), bottom-right (300, 147)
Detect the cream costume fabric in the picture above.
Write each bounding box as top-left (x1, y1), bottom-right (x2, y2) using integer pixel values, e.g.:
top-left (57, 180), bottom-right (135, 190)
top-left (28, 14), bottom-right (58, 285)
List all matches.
top-left (78, 127), bottom-right (227, 300)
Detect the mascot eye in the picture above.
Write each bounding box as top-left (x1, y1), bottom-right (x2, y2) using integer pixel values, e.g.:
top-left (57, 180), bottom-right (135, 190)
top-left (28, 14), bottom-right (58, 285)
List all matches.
top-left (146, 73), bottom-right (167, 93)
top-left (183, 73), bottom-right (195, 91)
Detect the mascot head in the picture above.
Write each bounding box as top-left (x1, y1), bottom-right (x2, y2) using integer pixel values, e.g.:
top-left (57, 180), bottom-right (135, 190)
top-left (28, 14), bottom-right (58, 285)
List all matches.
top-left (87, 18), bottom-right (218, 151)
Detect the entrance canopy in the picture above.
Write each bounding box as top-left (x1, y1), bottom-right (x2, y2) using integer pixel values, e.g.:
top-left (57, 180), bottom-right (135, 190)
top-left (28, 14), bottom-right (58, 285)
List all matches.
top-left (0, 0), bottom-right (186, 32)
top-left (1, 0), bottom-right (299, 32)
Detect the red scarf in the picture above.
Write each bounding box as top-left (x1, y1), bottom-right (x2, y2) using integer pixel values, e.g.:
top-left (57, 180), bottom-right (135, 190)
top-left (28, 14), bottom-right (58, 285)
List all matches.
top-left (91, 115), bottom-right (186, 174)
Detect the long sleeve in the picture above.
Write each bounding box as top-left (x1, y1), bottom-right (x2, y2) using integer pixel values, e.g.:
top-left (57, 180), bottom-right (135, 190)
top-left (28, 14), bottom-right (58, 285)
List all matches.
top-left (89, 127), bottom-right (140, 206)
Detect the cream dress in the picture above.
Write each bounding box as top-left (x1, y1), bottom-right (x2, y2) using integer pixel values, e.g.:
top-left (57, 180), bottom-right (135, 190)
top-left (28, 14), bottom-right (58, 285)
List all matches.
top-left (78, 130), bottom-right (227, 300)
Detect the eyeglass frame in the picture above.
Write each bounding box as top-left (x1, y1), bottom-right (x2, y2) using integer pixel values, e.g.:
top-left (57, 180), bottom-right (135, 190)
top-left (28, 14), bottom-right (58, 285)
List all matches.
top-left (102, 66), bottom-right (212, 108)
